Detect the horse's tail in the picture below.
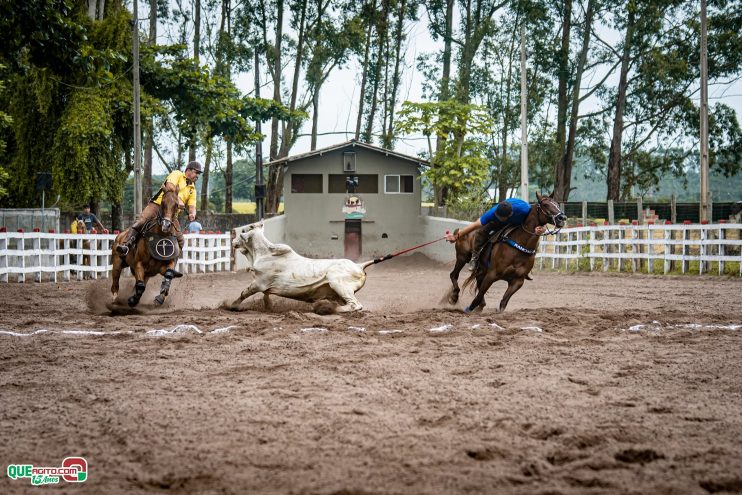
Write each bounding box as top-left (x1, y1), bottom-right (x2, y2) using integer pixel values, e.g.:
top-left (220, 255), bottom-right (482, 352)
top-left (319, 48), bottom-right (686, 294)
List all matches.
top-left (461, 269), bottom-right (477, 293)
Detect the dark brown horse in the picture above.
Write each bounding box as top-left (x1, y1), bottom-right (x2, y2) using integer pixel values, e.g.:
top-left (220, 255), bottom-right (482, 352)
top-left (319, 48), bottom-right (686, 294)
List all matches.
top-left (448, 192), bottom-right (566, 313)
top-left (111, 189), bottom-right (183, 307)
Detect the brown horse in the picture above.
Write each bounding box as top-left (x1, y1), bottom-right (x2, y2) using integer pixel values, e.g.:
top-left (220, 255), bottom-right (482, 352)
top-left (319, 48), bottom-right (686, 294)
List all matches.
top-left (111, 189), bottom-right (183, 307)
top-left (449, 192), bottom-right (566, 313)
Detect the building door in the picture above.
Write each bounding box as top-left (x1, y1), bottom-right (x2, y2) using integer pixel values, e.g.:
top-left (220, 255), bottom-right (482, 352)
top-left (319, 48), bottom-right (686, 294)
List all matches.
top-left (344, 220), bottom-right (362, 260)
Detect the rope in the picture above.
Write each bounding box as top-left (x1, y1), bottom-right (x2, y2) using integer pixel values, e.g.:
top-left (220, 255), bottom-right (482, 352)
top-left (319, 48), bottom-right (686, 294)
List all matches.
top-left (369, 233), bottom-right (449, 265)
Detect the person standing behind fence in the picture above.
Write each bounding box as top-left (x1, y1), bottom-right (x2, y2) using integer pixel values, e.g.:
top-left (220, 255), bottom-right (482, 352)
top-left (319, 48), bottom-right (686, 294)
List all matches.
top-left (116, 161), bottom-right (202, 259)
top-left (187, 220), bottom-right (203, 233)
top-left (78, 204), bottom-right (107, 233)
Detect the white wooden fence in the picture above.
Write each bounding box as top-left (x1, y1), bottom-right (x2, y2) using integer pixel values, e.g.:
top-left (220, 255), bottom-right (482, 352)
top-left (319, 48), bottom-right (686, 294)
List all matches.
top-left (0, 231), bottom-right (232, 283)
top-left (537, 223), bottom-right (742, 276)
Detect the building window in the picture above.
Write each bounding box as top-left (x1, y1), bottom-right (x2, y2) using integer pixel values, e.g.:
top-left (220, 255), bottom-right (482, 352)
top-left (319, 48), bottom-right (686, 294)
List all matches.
top-left (329, 174), bottom-right (378, 194)
top-left (291, 174), bottom-right (323, 193)
top-left (343, 152), bottom-right (356, 172)
top-left (384, 174), bottom-right (414, 194)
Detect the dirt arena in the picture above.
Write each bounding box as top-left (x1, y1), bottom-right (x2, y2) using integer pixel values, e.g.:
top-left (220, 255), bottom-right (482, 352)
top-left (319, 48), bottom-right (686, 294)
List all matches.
top-left (1, 253), bottom-right (741, 494)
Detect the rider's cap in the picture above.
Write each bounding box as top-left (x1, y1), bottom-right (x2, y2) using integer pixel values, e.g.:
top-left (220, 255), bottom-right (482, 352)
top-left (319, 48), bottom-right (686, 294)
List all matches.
top-left (186, 161), bottom-right (203, 173)
top-left (495, 201), bottom-right (513, 219)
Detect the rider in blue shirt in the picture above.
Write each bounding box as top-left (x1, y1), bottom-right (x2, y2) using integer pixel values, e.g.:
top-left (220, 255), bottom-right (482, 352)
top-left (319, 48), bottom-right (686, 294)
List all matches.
top-left (445, 198), bottom-right (544, 269)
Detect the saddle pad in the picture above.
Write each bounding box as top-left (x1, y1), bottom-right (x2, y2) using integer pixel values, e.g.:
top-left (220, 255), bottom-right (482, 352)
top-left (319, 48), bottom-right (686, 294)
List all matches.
top-left (146, 234), bottom-right (181, 261)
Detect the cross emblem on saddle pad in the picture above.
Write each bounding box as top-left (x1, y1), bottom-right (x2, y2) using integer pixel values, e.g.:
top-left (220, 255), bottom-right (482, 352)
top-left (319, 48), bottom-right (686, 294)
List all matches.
top-left (155, 238), bottom-right (177, 258)
top-left (146, 235), bottom-right (180, 260)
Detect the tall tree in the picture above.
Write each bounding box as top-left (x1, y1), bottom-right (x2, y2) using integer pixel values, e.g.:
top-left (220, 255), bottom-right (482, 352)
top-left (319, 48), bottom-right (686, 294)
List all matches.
top-left (605, 0), bottom-right (636, 201)
top-left (306, 0), bottom-right (364, 150)
top-left (553, 0), bottom-right (595, 201)
top-left (188, 0), bottom-right (201, 163)
top-left (354, 0), bottom-right (377, 140)
top-left (143, 0), bottom-right (158, 203)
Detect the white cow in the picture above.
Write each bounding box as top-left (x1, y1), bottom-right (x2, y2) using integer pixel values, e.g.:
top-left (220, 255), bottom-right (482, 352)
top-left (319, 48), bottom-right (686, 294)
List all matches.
top-left (230, 221), bottom-right (375, 312)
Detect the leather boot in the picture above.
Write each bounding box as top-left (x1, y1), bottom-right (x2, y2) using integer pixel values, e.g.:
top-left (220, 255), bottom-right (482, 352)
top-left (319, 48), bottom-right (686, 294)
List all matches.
top-left (468, 251), bottom-right (480, 271)
top-left (116, 227), bottom-right (140, 256)
top-left (468, 228), bottom-right (489, 271)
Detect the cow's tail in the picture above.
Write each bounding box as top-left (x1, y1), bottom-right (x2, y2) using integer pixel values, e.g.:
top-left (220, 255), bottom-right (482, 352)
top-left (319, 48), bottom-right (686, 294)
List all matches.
top-left (360, 259), bottom-right (377, 272)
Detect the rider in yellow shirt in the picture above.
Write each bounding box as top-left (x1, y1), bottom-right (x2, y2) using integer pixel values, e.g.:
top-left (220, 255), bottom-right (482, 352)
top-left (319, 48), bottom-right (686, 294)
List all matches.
top-left (116, 161), bottom-right (202, 260)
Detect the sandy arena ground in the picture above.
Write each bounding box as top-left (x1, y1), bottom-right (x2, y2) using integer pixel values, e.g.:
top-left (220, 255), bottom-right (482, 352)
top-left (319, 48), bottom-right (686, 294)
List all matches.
top-left (1, 253), bottom-right (741, 494)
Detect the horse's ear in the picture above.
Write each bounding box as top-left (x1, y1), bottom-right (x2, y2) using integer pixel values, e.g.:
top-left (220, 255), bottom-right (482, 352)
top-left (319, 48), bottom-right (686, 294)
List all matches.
top-left (549, 190), bottom-right (555, 199)
top-left (536, 191), bottom-right (542, 201)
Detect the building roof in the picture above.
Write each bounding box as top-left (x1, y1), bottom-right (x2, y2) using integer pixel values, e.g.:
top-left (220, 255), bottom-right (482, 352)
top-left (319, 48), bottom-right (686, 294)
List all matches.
top-left (264, 140), bottom-right (429, 168)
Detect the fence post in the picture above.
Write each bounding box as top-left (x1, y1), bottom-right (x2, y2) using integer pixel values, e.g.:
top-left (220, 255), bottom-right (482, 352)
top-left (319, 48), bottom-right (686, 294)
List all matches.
top-left (589, 224), bottom-right (595, 272)
top-left (682, 223), bottom-right (690, 274)
top-left (637, 197), bottom-right (643, 223)
top-left (646, 223), bottom-right (654, 274)
top-left (663, 225), bottom-right (675, 275)
top-left (671, 194), bottom-right (677, 224)
top-left (718, 224), bottom-right (725, 275)
top-left (582, 201), bottom-right (587, 226)
top-left (102, 235), bottom-right (110, 279)
top-left (699, 224), bottom-right (707, 275)
top-left (90, 235), bottom-right (98, 280)
top-left (608, 200), bottom-right (615, 225)
top-left (551, 231), bottom-right (557, 270)
top-left (631, 221), bottom-right (639, 272)
top-left (62, 235), bottom-right (69, 281)
top-left (0, 234), bottom-right (7, 283)
top-left (19, 232), bottom-right (26, 283)
top-left (603, 223), bottom-right (610, 272)
top-left (34, 234), bottom-right (42, 282)
top-left (75, 235), bottom-right (83, 282)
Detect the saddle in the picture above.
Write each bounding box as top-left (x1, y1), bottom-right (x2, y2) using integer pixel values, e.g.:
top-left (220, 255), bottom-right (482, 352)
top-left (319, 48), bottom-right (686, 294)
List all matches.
top-left (475, 225), bottom-right (535, 269)
top-left (145, 234), bottom-right (181, 261)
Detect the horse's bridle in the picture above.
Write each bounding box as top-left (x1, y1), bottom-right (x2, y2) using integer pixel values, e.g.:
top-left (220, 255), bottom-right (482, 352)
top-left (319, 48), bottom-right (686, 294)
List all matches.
top-left (522, 198), bottom-right (566, 236)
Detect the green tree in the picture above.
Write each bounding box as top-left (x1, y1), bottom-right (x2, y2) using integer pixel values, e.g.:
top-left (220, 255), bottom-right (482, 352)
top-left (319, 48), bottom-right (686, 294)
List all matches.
top-left (396, 100), bottom-right (493, 205)
top-left (599, 0), bottom-right (742, 200)
top-left (0, 66), bottom-right (10, 199)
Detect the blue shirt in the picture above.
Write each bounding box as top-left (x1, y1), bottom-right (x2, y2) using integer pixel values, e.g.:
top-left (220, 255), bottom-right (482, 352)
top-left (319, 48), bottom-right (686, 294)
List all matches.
top-left (78, 213), bottom-right (101, 232)
top-left (187, 221), bottom-right (203, 233)
top-left (480, 198), bottom-right (531, 227)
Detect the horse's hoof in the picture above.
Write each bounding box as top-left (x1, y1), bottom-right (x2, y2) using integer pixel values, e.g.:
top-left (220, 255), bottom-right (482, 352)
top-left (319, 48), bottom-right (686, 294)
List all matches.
top-left (154, 295), bottom-right (165, 306)
top-left (127, 296), bottom-right (139, 307)
top-left (463, 306), bottom-right (473, 314)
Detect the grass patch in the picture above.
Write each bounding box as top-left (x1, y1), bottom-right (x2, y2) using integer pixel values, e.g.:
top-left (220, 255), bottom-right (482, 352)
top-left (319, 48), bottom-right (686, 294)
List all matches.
top-left (232, 202), bottom-right (284, 214)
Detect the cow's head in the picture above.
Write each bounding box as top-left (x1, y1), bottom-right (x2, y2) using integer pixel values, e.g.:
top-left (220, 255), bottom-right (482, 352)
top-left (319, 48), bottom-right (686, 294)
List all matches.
top-left (233, 221), bottom-right (265, 265)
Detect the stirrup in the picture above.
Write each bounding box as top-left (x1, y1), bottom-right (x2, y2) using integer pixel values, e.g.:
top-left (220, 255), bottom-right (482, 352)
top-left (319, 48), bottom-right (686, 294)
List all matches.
top-left (468, 256), bottom-right (479, 271)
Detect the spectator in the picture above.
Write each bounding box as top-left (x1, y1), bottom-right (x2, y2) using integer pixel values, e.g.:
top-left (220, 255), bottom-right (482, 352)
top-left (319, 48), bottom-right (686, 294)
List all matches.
top-left (78, 204), bottom-right (106, 233)
top-left (187, 220), bottom-right (203, 233)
